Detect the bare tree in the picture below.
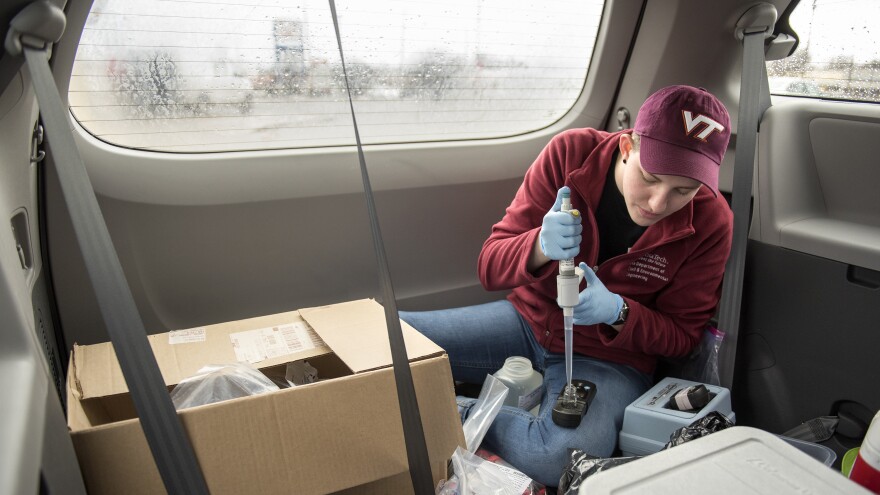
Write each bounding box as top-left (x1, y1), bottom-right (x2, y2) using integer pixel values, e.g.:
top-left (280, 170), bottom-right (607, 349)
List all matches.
top-left (110, 53), bottom-right (183, 118)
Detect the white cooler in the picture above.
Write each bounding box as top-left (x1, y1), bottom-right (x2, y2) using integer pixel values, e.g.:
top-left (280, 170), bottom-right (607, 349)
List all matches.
top-left (582, 426), bottom-right (869, 494)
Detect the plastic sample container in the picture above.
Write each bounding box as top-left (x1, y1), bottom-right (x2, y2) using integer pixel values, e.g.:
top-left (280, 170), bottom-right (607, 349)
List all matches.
top-left (777, 434), bottom-right (838, 466)
top-left (493, 356), bottom-right (543, 415)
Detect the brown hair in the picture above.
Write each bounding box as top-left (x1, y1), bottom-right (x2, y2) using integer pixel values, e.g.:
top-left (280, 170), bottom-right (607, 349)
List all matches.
top-left (630, 132), bottom-right (641, 152)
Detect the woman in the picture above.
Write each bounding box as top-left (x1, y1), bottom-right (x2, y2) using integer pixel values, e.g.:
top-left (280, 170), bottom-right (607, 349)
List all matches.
top-left (401, 85), bottom-right (733, 487)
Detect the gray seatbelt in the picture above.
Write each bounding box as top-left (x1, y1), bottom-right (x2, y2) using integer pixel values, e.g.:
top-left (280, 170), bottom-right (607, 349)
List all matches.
top-left (717, 4), bottom-right (775, 390)
top-left (5, 3), bottom-right (210, 494)
top-left (327, 1), bottom-right (434, 493)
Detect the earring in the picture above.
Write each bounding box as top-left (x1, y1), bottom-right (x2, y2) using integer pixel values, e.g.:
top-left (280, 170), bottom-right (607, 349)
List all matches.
top-left (623, 159), bottom-right (627, 164)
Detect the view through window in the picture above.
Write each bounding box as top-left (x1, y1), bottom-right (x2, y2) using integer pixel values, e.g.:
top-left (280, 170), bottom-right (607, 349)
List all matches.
top-left (768, 0), bottom-right (880, 102)
top-left (69, 0), bottom-right (605, 152)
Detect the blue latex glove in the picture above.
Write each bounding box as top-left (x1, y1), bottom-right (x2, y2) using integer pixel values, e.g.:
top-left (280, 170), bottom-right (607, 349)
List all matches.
top-left (572, 263), bottom-right (624, 326)
top-left (539, 186), bottom-right (582, 261)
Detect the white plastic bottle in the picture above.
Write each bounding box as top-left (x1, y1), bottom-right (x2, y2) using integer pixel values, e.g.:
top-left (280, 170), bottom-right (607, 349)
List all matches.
top-left (849, 409), bottom-right (880, 493)
top-left (493, 357), bottom-right (544, 416)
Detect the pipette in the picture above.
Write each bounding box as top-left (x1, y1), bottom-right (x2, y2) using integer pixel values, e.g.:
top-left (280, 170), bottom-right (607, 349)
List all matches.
top-left (551, 190), bottom-right (590, 427)
top-left (558, 192), bottom-right (578, 404)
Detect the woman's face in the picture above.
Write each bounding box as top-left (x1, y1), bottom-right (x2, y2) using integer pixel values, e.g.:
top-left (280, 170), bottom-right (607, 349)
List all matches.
top-left (619, 151), bottom-right (702, 227)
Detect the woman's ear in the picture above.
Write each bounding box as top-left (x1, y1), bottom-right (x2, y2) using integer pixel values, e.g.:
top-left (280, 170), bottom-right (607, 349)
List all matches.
top-left (618, 133), bottom-right (634, 162)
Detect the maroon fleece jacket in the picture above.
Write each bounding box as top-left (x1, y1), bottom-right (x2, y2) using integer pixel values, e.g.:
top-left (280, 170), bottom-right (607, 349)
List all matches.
top-left (478, 128), bottom-right (733, 374)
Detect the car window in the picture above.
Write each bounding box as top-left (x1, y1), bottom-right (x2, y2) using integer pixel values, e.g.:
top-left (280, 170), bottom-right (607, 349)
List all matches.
top-left (69, 0), bottom-right (605, 152)
top-left (768, 0), bottom-right (880, 102)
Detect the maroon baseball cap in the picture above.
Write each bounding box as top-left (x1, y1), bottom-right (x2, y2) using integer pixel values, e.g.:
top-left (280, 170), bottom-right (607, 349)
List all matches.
top-left (634, 85), bottom-right (731, 196)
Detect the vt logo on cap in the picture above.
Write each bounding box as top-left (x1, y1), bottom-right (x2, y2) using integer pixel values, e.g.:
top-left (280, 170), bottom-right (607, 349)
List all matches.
top-left (682, 111), bottom-right (725, 141)
top-left (633, 85), bottom-right (732, 197)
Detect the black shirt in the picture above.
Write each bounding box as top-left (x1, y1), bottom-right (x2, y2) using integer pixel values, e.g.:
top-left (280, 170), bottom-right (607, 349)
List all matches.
top-left (595, 154), bottom-right (646, 265)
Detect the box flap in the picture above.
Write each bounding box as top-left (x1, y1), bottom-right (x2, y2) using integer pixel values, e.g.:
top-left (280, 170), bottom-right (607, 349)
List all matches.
top-left (299, 299), bottom-right (444, 373)
top-left (73, 310), bottom-right (333, 400)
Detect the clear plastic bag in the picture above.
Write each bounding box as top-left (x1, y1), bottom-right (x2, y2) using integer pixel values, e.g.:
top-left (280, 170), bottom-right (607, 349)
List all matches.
top-left (437, 447), bottom-right (546, 495)
top-left (462, 374), bottom-right (509, 452)
top-left (437, 375), bottom-right (545, 494)
top-left (472, 449), bottom-right (548, 495)
top-left (680, 325), bottom-right (724, 385)
top-left (439, 446), bottom-right (522, 495)
top-left (170, 362), bottom-right (280, 410)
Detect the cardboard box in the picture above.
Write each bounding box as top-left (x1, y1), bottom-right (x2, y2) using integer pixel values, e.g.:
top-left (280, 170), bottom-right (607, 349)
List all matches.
top-left (66, 299), bottom-right (465, 494)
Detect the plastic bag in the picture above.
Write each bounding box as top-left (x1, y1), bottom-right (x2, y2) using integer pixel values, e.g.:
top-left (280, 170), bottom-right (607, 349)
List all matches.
top-left (680, 326), bottom-right (724, 385)
top-left (438, 446), bottom-right (523, 495)
top-left (558, 411), bottom-right (735, 494)
top-left (170, 362), bottom-right (280, 410)
top-left (662, 411), bottom-right (734, 449)
top-left (438, 374), bottom-right (508, 494)
top-left (462, 374), bottom-right (509, 453)
top-left (257, 360), bottom-right (318, 389)
top-left (558, 450), bottom-right (640, 494)
top-left (437, 375), bottom-right (544, 494)
top-left (438, 447), bottom-right (546, 495)
top-left (285, 360), bottom-right (319, 385)
top-left (472, 449), bottom-right (547, 494)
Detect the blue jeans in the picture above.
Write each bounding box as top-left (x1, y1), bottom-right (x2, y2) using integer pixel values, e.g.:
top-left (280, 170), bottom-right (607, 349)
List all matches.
top-left (400, 300), bottom-right (652, 488)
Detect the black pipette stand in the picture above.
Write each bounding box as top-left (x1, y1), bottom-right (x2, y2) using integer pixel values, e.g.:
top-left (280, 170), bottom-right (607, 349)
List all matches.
top-left (552, 379), bottom-right (597, 428)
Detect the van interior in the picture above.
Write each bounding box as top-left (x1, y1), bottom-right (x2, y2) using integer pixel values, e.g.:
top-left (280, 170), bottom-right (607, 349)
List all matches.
top-left (2, 0), bottom-right (879, 493)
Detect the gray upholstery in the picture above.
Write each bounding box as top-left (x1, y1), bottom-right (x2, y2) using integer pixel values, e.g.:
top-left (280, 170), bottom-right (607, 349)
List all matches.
top-left (753, 98), bottom-right (880, 271)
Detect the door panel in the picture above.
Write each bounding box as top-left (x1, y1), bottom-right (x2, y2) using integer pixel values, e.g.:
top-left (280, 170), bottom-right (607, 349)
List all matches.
top-left (736, 241), bottom-right (880, 433)
top-left (736, 98), bottom-right (880, 433)
top-left (0, 67), bottom-right (86, 495)
top-left (48, 166), bottom-right (523, 344)
top-left (752, 99), bottom-right (880, 270)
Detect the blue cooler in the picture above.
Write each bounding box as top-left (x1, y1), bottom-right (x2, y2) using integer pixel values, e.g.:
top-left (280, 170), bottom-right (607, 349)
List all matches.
top-left (619, 377), bottom-right (735, 457)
